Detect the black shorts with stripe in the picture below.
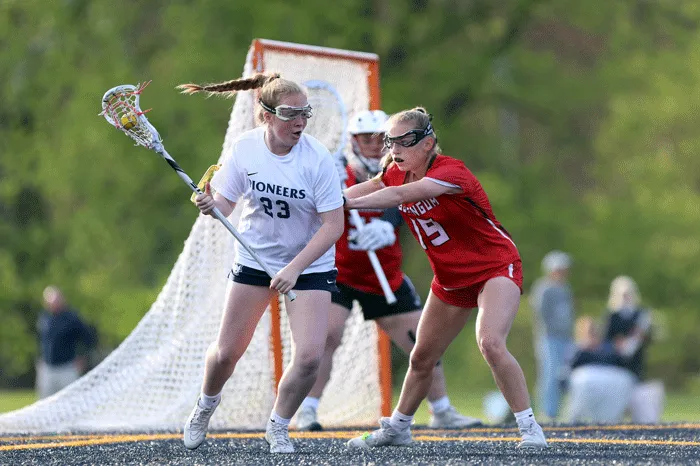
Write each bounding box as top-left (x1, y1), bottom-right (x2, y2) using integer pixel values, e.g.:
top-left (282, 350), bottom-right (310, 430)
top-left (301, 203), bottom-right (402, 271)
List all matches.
top-left (331, 276), bottom-right (422, 320)
top-left (228, 264), bottom-right (339, 293)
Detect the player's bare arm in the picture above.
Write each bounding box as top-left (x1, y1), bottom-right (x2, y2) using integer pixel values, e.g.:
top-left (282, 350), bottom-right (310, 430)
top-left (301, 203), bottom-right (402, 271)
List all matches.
top-left (195, 182), bottom-right (237, 217)
top-left (346, 178), bottom-right (461, 210)
top-left (343, 177), bottom-right (385, 199)
top-left (271, 206), bottom-right (345, 293)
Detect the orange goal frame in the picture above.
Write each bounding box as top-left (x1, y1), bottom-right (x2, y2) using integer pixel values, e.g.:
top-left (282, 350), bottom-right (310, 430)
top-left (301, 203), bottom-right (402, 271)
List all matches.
top-left (251, 38), bottom-right (391, 418)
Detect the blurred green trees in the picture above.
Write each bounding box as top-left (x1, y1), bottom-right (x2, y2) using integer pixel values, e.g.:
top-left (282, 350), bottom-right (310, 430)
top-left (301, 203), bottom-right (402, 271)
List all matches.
top-left (2, 0), bottom-right (700, 392)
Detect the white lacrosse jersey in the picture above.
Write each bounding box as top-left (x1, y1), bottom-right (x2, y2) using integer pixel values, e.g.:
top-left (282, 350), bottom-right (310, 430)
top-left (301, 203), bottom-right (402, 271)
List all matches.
top-left (211, 126), bottom-right (343, 274)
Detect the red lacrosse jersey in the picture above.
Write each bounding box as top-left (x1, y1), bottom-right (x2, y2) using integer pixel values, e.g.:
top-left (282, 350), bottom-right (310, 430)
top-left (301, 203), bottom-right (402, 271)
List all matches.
top-left (381, 155), bottom-right (520, 289)
top-left (335, 165), bottom-right (404, 294)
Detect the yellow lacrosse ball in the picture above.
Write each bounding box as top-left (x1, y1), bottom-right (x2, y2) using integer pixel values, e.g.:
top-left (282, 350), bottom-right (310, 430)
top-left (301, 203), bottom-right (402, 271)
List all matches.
top-left (120, 112), bottom-right (138, 130)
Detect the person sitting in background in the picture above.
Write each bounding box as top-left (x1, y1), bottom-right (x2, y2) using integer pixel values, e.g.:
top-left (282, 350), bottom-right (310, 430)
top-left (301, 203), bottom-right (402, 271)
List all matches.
top-left (529, 251), bottom-right (575, 421)
top-left (565, 316), bottom-right (637, 424)
top-left (36, 286), bottom-right (97, 399)
top-left (604, 275), bottom-right (664, 423)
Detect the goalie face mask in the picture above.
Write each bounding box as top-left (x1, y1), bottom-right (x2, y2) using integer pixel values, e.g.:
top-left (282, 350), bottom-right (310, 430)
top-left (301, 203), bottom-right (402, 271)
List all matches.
top-left (260, 101), bottom-right (313, 121)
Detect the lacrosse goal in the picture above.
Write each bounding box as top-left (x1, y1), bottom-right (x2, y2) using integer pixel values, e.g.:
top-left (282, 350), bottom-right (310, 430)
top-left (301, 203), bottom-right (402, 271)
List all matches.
top-left (0, 39), bottom-right (391, 433)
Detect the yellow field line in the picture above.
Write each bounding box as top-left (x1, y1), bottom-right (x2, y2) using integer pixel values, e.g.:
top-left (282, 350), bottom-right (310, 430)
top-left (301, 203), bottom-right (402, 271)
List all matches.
top-left (2, 430), bottom-right (700, 452)
top-left (0, 433), bottom-right (180, 451)
top-left (2, 423), bottom-right (698, 443)
top-left (0, 435), bottom-right (103, 442)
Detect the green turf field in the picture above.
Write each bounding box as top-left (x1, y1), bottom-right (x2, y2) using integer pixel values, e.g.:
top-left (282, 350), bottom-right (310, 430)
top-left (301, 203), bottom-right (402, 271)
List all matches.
top-left (0, 390), bottom-right (36, 414)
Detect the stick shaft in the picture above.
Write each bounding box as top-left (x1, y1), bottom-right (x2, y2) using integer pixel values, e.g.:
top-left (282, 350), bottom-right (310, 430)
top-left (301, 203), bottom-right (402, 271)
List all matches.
top-left (345, 190), bottom-right (397, 305)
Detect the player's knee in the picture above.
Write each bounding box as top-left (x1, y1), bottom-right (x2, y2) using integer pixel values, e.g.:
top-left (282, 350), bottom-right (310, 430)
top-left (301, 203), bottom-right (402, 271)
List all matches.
top-left (477, 334), bottom-right (507, 364)
top-left (409, 349), bottom-right (438, 375)
top-left (215, 347), bottom-right (242, 371)
top-left (293, 350), bottom-right (322, 378)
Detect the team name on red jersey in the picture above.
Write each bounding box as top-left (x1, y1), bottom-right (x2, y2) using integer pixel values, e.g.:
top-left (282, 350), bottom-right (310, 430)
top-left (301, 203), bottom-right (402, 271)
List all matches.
top-left (398, 198), bottom-right (440, 216)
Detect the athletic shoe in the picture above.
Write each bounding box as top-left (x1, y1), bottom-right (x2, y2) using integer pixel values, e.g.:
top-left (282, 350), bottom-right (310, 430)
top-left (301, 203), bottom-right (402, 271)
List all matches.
top-left (517, 420), bottom-right (549, 449)
top-left (183, 397), bottom-right (221, 450)
top-left (428, 406), bottom-right (483, 428)
top-left (265, 419), bottom-right (295, 454)
top-left (296, 405), bottom-right (323, 431)
top-left (347, 417), bottom-right (412, 449)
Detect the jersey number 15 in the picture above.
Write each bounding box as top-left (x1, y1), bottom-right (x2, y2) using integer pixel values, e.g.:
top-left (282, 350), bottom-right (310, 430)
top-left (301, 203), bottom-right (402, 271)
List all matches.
top-left (410, 218), bottom-right (450, 249)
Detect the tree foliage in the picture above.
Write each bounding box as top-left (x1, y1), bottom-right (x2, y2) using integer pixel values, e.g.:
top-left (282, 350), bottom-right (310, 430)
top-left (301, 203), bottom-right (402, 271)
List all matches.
top-left (2, 0), bottom-right (700, 392)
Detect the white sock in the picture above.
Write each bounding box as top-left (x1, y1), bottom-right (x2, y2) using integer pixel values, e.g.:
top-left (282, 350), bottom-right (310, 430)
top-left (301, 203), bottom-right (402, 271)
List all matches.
top-left (428, 396), bottom-right (451, 414)
top-left (199, 391), bottom-right (221, 409)
top-left (270, 410), bottom-right (291, 426)
top-left (301, 397), bottom-right (320, 410)
top-left (514, 407), bottom-right (536, 426)
top-left (389, 409), bottom-right (413, 431)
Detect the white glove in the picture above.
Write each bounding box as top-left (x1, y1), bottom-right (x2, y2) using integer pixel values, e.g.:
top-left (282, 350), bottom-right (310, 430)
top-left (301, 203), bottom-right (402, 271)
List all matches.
top-left (335, 154), bottom-right (348, 185)
top-left (348, 219), bottom-right (396, 251)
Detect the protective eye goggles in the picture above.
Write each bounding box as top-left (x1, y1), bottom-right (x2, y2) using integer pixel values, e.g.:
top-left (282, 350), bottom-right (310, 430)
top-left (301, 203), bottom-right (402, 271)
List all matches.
top-left (383, 123), bottom-right (434, 149)
top-left (259, 101), bottom-right (313, 121)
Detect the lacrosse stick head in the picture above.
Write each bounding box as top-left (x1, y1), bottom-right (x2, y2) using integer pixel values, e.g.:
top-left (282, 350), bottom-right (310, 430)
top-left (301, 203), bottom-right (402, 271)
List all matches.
top-left (100, 81), bottom-right (162, 149)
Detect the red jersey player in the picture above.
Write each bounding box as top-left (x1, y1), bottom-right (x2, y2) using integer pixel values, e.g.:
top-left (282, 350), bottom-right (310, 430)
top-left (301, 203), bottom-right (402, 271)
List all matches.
top-left (297, 110), bottom-right (480, 431)
top-left (345, 107), bottom-right (548, 450)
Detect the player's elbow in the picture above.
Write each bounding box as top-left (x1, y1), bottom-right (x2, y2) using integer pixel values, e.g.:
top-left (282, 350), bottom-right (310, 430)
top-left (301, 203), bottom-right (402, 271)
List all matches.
top-left (385, 187), bottom-right (406, 207)
top-left (323, 207), bottom-right (345, 243)
top-left (328, 217), bottom-right (345, 243)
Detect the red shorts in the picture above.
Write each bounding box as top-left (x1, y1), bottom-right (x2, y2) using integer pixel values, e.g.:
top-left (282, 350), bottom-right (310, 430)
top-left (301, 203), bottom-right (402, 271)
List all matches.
top-left (430, 260), bottom-right (523, 309)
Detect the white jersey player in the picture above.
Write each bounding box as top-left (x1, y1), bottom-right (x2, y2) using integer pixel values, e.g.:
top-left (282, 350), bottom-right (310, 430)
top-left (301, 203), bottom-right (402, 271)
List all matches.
top-left (179, 73), bottom-right (344, 454)
top-left (215, 125), bottom-right (341, 274)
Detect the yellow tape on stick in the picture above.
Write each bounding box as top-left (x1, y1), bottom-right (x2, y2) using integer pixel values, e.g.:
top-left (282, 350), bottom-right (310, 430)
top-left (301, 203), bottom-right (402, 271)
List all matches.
top-left (190, 164), bottom-right (221, 204)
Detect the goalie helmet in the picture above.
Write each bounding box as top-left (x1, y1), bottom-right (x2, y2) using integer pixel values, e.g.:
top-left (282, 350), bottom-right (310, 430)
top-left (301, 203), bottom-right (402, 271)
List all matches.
top-left (348, 110), bottom-right (388, 175)
top-left (348, 110), bottom-right (388, 135)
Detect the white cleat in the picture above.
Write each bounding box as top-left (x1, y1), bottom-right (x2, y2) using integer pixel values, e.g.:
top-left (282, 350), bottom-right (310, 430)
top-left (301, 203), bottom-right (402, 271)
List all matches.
top-left (296, 405), bottom-right (323, 431)
top-left (183, 397), bottom-right (220, 450)
top-left (429, 406), bottom-right (483, 429)
top-left (517, 420), bottom-right (549, 449)
top-left (265, 419), bottom-right (295, 454)
top-left (347, 417), bottom-right (412, 449)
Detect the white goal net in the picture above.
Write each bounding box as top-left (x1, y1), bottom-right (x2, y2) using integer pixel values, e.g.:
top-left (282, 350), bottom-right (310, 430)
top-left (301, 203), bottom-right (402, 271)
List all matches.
top-left (0, 40), bottom-right (387, 434)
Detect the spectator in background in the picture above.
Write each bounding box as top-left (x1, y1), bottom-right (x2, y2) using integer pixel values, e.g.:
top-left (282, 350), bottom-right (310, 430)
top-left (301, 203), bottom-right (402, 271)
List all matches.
top-left (566, 316), bottom-right (637, 424)
top-left (529, 251), bottom-right (574, 421)
top-left (604, 275), bottom-right (664, 423)
top-left (36, 286), bottom-right (96, 399)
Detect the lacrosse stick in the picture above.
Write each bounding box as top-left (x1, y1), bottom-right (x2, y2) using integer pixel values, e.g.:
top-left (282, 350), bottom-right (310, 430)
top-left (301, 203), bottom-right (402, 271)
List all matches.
top-left (100, 82), bottom-right (296, 301)
top-left (344, 181), bottom-right (397, 304)
top-left (304, 79), bottom-right (396, 304)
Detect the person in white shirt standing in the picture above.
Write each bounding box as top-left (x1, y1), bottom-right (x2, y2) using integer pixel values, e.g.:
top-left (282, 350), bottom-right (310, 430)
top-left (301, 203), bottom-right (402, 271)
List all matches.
top-left (177, 73), bottom-right (345, 454)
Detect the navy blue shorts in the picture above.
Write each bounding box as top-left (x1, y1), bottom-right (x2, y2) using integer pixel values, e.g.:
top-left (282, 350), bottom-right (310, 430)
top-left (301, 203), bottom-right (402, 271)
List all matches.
top-left (331, 276), bottom-right (422, 320)
top-left (228, 264), bottom-right (339, 293)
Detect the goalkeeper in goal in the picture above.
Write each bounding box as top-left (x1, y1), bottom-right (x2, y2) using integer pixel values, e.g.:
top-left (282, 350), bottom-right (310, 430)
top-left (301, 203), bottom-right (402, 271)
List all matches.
top-left (296, 110), bottom-right (481, 431)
